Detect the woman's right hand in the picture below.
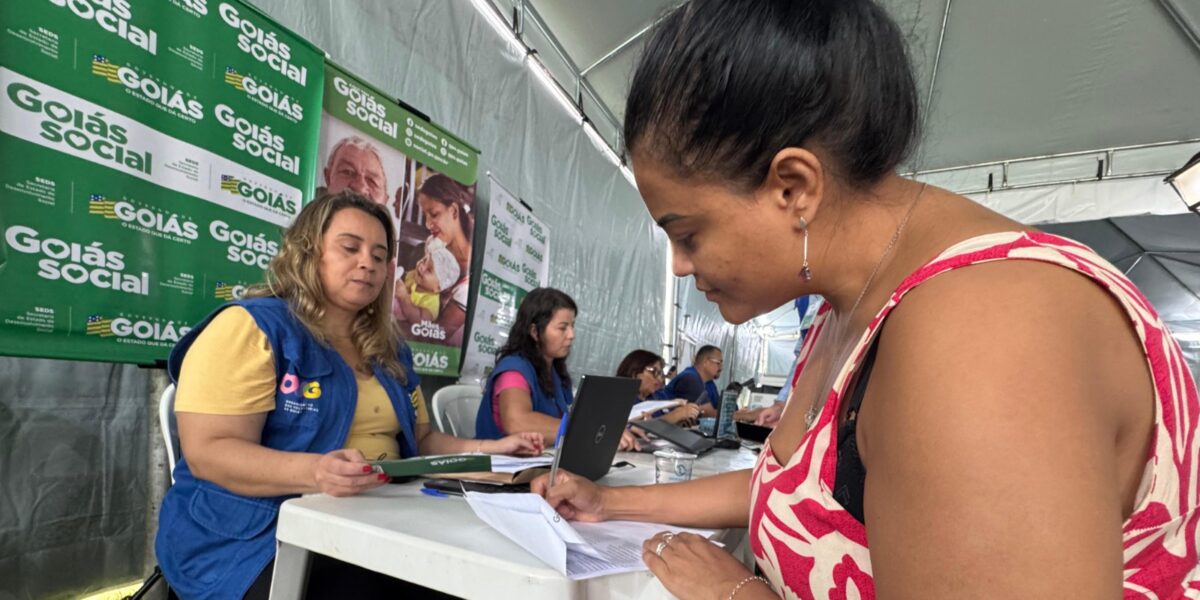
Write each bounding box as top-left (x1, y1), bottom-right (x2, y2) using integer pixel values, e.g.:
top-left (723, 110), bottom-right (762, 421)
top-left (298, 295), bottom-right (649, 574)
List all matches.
top-left (312, 448), bottom-right (389, 497)
top-left (754, 402), bottom-right (785, 427)
top-left (663, 403), bottom-right (702, 427)
top-left (531, 470), bottom-right (610, 522)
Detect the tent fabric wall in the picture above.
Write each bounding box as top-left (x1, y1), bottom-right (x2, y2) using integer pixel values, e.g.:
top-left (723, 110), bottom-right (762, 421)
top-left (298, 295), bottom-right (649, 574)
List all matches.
top-left (674, 281), bottom-right (763, 388)
top-left (0, 359), bottom-right (154, 599)
top-left (253, 0), bottom-right (666, 378)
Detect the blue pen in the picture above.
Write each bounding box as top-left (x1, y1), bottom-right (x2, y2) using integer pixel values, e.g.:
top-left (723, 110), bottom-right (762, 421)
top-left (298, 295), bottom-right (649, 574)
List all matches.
top-left (548, 414), bottom-right (569, 489)
top-left (421, 488), bottom-right (450, 499)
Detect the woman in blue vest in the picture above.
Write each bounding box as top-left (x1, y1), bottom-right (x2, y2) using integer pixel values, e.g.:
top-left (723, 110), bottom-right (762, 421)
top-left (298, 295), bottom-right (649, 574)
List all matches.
top-left (157, 191), bottom-right (542, 600)
top-left (474, 288), bottom-right (641, 450)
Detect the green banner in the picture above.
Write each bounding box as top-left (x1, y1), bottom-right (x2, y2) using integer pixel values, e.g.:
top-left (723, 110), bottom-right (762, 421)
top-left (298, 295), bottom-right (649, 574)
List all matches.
top-left (0, 0), bottom-right (324, 364)
top-left (319, 63), bottom-right (480, 377)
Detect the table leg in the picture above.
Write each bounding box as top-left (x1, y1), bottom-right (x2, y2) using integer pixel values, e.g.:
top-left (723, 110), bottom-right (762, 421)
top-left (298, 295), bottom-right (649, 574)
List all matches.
top-left (269, 541), bottom-right (310, 600)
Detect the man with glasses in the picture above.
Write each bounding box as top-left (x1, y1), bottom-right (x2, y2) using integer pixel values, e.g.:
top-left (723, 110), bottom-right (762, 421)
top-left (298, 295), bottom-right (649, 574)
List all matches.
top-left (662, 345), bottom-right (723, 417)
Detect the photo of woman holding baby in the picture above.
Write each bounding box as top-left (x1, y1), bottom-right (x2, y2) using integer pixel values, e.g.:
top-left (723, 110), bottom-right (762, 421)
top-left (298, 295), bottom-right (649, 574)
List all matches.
top-left (395, 173), bottom-right (475, 346)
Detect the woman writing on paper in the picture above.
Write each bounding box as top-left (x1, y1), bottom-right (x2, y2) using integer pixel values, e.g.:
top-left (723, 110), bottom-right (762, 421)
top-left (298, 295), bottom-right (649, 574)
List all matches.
top-left (534, 0), bottom-right (1200, 598)
top-left (475, 287), bottom-right (642, 450)
top-left (157, 191), bottom-right (541, 600)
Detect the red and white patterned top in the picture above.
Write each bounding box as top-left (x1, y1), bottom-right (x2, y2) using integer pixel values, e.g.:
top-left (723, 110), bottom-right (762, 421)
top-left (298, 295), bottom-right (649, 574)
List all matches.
top-left (748, 231), bottom-right (1200, 599)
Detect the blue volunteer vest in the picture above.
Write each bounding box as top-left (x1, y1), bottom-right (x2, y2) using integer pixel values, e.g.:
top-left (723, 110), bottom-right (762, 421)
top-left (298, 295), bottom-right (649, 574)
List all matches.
top-left (663, 366), bottom-right (719, 406)
top-left (155, 297), bottom-right (420, 600)
top-left (474, 354), bottom-right (573, 439)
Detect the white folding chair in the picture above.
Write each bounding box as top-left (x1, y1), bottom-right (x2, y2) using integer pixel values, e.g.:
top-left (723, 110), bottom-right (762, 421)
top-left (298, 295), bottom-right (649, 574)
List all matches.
top-left (430, 384), bottom-right (484, 437)
top-left (159, 384), bottom-right (181, 484)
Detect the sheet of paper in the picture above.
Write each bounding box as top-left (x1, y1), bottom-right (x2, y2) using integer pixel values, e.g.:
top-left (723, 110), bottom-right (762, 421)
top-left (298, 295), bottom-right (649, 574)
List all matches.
top-left (486, 454), bottom-right (554, 473)
top-left (463, 492), bottom-right (719, 580)
top-left (629, 400), bottom-right (680, 420)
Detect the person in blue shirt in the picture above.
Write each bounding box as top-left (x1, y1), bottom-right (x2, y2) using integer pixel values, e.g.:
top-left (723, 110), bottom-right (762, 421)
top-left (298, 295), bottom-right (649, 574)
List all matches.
top-left (157, 191), bottom-right (540, 600)
top-left (475, 288), bottom-right (641, 450)
top-left (663, 345), bottom-right (723, 417)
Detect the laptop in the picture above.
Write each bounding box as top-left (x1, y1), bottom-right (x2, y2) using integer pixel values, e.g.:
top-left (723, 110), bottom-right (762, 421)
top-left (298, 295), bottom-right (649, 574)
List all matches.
top-left (423, 375), bottom-right (639, 494)
top-left (630, 418), bottom-right (716, 454)
top-left (554, 374), bottom-right (640, 480)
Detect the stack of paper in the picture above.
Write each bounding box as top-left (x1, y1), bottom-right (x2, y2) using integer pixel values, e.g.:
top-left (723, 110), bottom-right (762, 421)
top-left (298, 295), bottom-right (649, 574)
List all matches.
top-left (464, 492), bottom-right (717, 580)
top-left (628, 400), bottom-right (681, 421)
top-left (487, 454), bottom-right (554, 473)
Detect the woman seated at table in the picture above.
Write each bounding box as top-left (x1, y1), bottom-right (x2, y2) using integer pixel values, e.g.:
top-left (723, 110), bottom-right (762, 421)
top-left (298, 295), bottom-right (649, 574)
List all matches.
top-left (474, 288), bottom-right (640, 450)
top-left (533, 0), bottom-right (1200, 598)
top-left (617, 349), bottom-right (701, 426)
top-left (157, 191), bottom-right (541, 600)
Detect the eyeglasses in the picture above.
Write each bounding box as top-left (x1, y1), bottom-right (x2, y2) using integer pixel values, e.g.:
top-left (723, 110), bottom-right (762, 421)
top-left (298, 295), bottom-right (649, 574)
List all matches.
top-left (643, 366), bottom-right (665, 379)
top-left (707, 358), bottom-right (723, 367)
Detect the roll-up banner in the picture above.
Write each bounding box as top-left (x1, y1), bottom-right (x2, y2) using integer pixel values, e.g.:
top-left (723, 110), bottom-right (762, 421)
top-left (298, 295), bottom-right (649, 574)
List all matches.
top-left (318, 63), bottom-right (480, 376)
top-left (459, 175), bottom-right (550, 385)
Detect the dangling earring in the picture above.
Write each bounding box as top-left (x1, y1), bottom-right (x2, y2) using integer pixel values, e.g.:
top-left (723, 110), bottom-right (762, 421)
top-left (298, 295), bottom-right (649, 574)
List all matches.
top-left (798, 217), bottom-right (813, 281)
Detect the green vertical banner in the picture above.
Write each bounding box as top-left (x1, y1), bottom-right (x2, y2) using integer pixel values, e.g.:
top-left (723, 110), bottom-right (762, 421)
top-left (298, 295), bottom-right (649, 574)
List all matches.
top-left (319, 63), bottom-right (480, 376)
top-left (0, 1), bottom-right (324, 364)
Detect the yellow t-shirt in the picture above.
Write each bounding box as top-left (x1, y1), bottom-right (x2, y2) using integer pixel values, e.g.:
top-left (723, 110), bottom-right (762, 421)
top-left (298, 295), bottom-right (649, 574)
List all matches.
top-left (403, 270), bottom-right (441, 320)
top-left (175, 307), bottom-right (428, 460)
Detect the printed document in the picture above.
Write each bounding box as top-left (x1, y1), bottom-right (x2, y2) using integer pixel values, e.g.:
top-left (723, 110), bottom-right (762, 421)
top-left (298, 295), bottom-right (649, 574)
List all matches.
top-left (464, 492), bottom-right (717, 580)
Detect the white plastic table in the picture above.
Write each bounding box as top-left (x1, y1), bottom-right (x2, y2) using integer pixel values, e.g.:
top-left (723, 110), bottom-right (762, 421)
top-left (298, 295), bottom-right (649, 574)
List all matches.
top-left (269, 447), bottom-right (758, 599)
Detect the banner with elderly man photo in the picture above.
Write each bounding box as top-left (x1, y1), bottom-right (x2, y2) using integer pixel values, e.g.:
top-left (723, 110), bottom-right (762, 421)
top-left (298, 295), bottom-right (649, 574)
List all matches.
top-left (318, 62), bottom-right (481, 376)
top-left (0, 0), bottom-right (323, 364)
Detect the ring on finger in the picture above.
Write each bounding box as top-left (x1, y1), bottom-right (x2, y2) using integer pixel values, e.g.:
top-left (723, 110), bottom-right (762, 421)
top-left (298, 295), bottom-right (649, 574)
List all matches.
top-left (663, 533), bottom-right (676, 546)
top-left (654, 541), bottom-right (668, 557)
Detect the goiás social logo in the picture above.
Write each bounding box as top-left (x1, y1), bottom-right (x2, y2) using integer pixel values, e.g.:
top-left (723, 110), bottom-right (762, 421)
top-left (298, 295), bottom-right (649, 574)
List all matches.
top-left (219, 174), bottom-right (297, 218)
top-left (224, 67), bottom-right (303, 122)
top-left (92, 55), bottom-right (203, 121)
top-left (85, 313), bottom-right (192, 346)
top-left (5, 225), bottom-right (150, 296)
top-left (88, 194), bottom-right (199, 242)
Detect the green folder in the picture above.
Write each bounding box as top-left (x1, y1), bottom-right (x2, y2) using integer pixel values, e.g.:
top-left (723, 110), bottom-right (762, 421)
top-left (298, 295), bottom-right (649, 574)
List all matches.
top-left (370, 454), bottom-right (492, 478)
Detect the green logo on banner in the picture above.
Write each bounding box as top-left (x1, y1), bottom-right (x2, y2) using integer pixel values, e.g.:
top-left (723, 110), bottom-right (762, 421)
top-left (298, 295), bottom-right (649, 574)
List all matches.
top-left (49, 0), bottom-right (159, 55)
top-left (4, 224), bottom-right (150, 296)
top-left (84, 313), bottom-right (193, 346)
top-left (218, 3), bottom-right (308, 87)
top-left (213, 280), bottom-right (246, 300)
top-left (408, 341), bottom-right (460, 374)
top-left (225, 66), bottom-right (304, 122)
top-left (86, 314), bottom-right (114, 337)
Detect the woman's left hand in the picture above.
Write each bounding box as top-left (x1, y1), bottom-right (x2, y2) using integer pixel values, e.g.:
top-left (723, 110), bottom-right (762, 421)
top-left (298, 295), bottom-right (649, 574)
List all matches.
top-left (618, 428), bottom-right (642, 451)
top-left (485, 432), bottom-right (545, 456)
top-left (642, 532), bottom-right (765, 600)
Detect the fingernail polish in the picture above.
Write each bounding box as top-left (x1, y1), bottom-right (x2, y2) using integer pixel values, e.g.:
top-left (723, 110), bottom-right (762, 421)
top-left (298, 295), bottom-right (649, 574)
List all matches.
top-left (362, 465), bottom-right (372, 473)
top-left (377, 473), bottom-right (388, 482)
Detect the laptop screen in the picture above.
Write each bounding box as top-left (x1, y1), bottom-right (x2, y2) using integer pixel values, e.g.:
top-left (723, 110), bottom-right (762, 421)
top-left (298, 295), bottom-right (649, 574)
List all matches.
top-left (716, 388), bottom-right (739, 441)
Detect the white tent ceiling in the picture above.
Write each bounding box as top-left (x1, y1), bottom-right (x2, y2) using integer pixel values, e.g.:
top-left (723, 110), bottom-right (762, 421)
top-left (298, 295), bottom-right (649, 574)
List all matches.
top-left (492, 0), bottom-right (1200, 173)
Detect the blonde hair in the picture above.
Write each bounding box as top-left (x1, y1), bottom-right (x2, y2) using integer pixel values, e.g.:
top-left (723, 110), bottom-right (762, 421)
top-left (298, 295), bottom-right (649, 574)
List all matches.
top-left (244, 190), bottom-right (406, 383)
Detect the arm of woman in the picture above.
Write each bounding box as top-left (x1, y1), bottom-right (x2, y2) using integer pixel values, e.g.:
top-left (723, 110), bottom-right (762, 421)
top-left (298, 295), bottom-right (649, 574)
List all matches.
top-left (393, 284), bottom-right (433, 324)
top-left (434, 302), bottom-right (467, 343)
top-left (862, 263), bottom-right (1132, 599)
top-left (178, 412), bottom-right (385, 497)
top-left (532, 468), bottom-right (752, 529)
top-left (497, 386), bottom-right (563, 441)
top-left (414, 421), bottom-right (544, 456)
top-left (175, 307), bottom-right (384, 497)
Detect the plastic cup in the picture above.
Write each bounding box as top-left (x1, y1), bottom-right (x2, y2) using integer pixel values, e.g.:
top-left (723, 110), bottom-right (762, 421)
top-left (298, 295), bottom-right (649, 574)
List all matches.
top-left (654, 449), bottom-right (698, 484)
